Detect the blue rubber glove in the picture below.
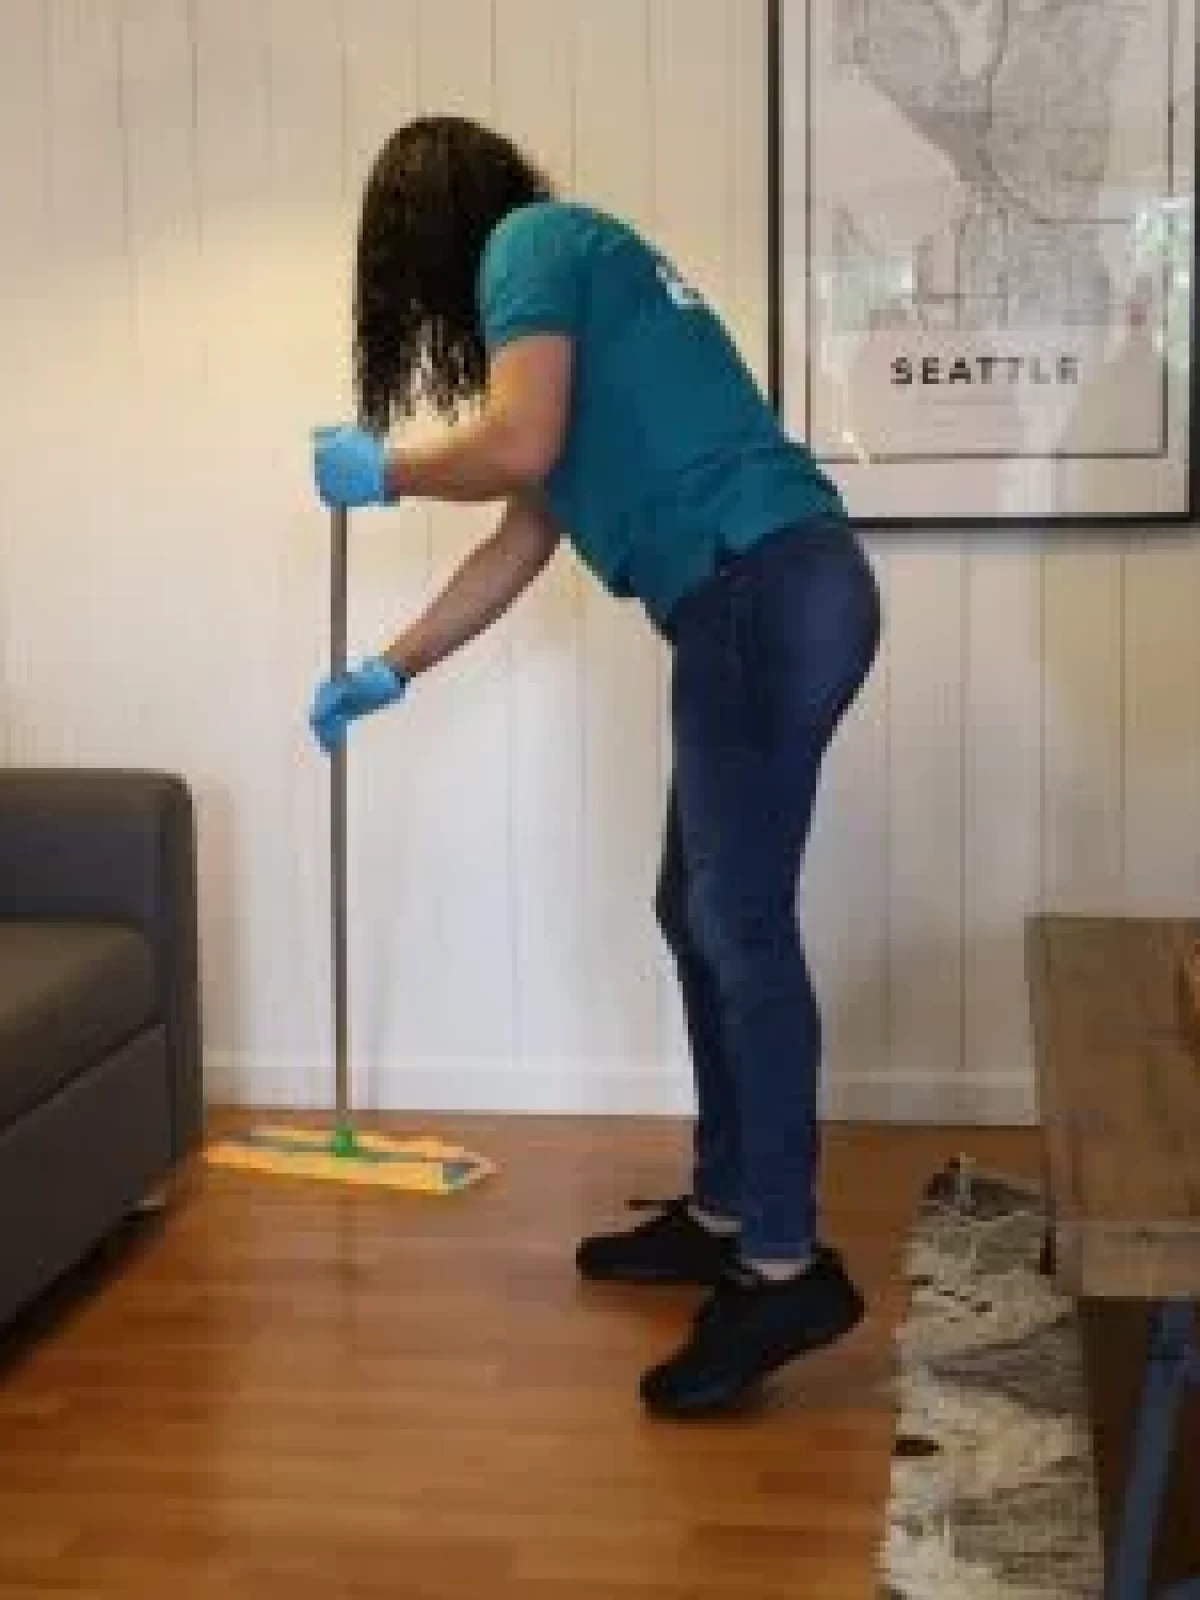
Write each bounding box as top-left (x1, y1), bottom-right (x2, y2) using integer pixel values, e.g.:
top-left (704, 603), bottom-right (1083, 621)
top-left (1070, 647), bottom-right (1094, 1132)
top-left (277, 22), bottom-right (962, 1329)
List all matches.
top-left (312, 424), bottom-right (389, 508)
top-left (309, 657), bottom-right (406, 754)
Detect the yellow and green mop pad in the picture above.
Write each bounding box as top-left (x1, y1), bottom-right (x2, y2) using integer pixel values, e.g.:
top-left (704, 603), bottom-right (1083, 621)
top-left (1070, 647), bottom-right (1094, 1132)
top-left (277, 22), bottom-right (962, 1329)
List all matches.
top-left (205, 1125), bottom-right (495, 1194)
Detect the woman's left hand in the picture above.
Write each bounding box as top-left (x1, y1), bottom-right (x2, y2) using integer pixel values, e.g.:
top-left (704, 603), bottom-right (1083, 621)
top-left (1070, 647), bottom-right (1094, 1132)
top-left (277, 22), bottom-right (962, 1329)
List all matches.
top-left (312, 425), bottom-right (390, 508)
top-left (309, 656), bottom-right (407, 753)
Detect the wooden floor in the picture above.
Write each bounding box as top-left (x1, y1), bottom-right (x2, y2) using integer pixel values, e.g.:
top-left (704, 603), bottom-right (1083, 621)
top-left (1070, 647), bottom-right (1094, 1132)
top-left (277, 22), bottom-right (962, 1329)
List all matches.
top-left (0, 1118), bottom-right (1040, 1599)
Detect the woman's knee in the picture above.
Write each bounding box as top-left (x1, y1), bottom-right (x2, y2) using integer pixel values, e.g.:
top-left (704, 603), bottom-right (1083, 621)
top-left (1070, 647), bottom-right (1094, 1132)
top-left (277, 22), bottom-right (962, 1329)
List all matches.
top-left (685, 878), bottom-right (802, 994)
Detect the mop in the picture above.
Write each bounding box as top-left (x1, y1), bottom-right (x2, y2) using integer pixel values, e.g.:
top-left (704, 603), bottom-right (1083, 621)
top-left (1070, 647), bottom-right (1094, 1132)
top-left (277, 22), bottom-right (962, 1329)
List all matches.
top-left (205, 502), bottom-right (494, 1195)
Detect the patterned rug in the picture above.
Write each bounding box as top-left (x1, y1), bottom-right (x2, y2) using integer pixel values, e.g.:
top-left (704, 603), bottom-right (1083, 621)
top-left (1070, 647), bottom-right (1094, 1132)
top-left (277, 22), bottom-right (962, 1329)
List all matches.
top-left (878, 1158), bottom-right (1104, 1599)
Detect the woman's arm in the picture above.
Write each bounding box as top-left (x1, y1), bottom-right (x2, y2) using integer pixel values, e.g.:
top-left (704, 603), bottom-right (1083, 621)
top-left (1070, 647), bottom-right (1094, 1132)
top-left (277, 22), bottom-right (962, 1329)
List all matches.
top-left (385, 335), bottom-right (572, 503)
top-left (381, 494), bottom-right (560, 680)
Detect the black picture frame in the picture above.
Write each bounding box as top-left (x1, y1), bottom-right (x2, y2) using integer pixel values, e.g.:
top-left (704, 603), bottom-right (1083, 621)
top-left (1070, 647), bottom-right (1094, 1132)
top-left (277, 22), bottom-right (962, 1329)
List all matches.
top-left (766, 0), bottom-right (1200, 529)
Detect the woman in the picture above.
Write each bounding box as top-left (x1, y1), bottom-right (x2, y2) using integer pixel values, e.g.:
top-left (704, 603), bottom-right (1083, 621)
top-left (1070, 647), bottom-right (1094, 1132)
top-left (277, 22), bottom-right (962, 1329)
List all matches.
top-left (311, 115), bottom-right (881, 1419)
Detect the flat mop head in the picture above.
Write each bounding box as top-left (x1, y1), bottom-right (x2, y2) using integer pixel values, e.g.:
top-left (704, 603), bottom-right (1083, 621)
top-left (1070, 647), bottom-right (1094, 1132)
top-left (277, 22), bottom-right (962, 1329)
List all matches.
top-left (205, 1125), bottom-right (495, 1194)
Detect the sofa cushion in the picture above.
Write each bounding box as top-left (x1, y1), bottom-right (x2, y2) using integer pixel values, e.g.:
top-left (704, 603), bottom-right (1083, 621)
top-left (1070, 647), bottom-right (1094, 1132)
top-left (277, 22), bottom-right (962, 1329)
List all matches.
top-left (0, 922), bottom-right (156, 1129)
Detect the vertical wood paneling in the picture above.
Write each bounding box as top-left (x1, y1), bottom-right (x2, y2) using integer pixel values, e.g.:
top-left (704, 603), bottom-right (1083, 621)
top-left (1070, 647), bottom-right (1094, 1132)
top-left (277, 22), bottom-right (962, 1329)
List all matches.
top-left (47, 0), bottom-right (128, 365)
top-left (728, 2), bottom-right (769, 386)
top-left (118, 0), bottom-right (245, 1085)
top-left (37, 1), bottom-right (130, 768)
top-left (1120, 5), bottom-right (1200, 918)
top-left (1122, 538), bottom-right (1200, 913)
top-left (262, 0), bottom-right (359, 1106)
top-left (886, 540), bottom-right (966, 1106)
top-left (652, 0), bottom-right (732, 296)
top-left (494, 0), bottom-right (589, 1094)
top-left (494, 0), bottom-right (575, 192)
top-left (408, 0), bottom-right (519, 1091)
top-left (739, 8), bottom-right (894, 1121)
top-left (3, 1), bottom-right (1199, 1120)
top-left (0, 0), bottom-right (50, 765)
top-left (1042, 540), bottom-right (1126, 911)
top-left (340, 1), bottom-right (444, 1107)
top-left (964, 539), bottom-right (1043, 1104)
top-left (191, 0), bottom-right (299, 1093)
top-left (344, 0), bottom-right (418, 188)
top-left (650, 0), bottom-right (737, 1097)
top-left (118, 0), bottom-right (206, 782)
top-left (574, 0), bottom-right (668, 1101)
top-left (120, 1), bottom-right (204, 409)
top-left (0, 0), bottom-right (49, 288)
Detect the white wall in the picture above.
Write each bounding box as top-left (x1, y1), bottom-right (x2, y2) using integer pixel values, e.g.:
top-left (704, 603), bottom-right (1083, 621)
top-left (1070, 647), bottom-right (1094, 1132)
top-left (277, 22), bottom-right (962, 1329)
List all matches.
top-left (2, 1), bottom-right (1198, 1122)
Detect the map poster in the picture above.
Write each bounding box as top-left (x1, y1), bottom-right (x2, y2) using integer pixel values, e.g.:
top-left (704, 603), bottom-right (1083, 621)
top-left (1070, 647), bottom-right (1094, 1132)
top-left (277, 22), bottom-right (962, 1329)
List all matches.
top-left (772, 0), bottom-right (1199, 524)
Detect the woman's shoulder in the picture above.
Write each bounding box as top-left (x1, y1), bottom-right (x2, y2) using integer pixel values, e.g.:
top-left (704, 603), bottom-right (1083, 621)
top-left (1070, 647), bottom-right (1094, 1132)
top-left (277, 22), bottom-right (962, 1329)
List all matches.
top-left (478, 200), bottom-right (657, 319)
top-left (486, 198), bottom-right (645, 259)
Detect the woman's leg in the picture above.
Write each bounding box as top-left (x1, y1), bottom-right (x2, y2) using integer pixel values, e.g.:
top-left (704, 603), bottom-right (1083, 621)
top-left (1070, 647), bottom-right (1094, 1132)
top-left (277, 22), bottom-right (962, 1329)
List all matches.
top-left (572, 781), bottom-right (745, 1286)
top-left (670, 525), bottom-right (880, 1263)
top-left (640, 522), bottom-right (881, 1414)
top-left (654, 784), bottom-right (740, 1226)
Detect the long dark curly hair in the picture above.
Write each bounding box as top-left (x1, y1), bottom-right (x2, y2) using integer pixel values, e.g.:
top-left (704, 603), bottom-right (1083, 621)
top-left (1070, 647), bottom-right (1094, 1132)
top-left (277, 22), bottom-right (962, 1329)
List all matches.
top-left (353, 115), bottom-right (553, 431)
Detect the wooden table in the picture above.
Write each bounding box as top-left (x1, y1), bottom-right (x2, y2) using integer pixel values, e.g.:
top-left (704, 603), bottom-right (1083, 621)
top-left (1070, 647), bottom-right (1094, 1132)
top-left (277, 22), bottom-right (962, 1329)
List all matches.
top-left (1026, 915), bottom-right (1200, 1600)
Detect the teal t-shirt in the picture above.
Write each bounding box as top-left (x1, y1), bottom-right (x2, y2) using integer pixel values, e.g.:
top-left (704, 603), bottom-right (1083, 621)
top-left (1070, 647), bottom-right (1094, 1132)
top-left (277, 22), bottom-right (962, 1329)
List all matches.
top-left (476, 200), bottom-right (843, 624)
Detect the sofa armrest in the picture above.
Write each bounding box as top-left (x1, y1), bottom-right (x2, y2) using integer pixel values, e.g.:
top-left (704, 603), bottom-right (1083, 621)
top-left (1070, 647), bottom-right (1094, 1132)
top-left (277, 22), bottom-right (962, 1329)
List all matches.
top-left (0, 770), bottom-right (202, 1158)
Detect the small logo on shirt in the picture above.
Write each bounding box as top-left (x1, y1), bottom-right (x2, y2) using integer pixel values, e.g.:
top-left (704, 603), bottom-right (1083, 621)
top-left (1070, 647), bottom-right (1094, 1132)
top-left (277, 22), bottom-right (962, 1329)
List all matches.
top-left (656, 260), bottom-right (704, 310)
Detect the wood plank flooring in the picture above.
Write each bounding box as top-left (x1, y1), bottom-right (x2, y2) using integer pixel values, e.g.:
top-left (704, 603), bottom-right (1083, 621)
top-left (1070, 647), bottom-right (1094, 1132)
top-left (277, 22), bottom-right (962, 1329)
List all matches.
top-left (0, 1118), bottom-right (1039, 1599)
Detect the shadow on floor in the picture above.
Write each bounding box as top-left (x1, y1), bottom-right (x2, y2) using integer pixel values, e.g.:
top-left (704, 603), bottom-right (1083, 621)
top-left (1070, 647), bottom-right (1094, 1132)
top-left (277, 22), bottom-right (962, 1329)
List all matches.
top-left (0, 1205), bottom-right (169, 1380)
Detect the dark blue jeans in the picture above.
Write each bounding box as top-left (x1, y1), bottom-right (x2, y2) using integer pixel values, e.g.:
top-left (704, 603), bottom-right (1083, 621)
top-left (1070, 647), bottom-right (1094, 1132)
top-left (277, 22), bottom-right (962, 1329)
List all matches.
top-left (656, 520), bottom-right (881, 1260)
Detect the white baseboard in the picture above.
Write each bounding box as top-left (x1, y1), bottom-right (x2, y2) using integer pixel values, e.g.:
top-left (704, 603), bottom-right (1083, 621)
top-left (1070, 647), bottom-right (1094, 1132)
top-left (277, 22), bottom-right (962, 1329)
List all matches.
top-left (204, 1051), bottom-right (1037, 1126)
top-left (204, 1051), bottom-right (693, 1116)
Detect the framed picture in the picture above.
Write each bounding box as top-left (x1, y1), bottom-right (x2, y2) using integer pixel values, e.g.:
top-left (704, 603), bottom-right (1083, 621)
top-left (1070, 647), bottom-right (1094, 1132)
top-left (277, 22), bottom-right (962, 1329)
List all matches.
top-left (768, 0), bottom-right (1199, 525)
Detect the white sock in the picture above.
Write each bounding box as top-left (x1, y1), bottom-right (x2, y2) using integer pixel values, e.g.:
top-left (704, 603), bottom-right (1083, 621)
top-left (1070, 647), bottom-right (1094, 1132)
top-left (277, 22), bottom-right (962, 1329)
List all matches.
top-left (687, 1202), bottom-right (741, 1237)
top-left (745, 1255), bottom-right (814, 1282)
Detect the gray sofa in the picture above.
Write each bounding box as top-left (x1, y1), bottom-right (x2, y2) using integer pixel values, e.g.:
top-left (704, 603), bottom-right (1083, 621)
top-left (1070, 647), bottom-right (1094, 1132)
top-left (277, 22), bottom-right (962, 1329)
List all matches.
top-left (0, 771), bottom-right (201, 1328)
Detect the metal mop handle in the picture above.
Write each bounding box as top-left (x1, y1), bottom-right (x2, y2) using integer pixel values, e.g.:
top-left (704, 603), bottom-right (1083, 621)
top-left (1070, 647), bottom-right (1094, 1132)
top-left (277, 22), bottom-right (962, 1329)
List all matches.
top-left (330, 505), bottom-right (351, 1141)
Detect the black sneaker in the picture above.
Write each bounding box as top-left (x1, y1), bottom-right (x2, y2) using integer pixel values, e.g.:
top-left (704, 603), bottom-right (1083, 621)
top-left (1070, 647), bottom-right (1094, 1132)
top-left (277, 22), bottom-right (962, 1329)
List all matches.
top-left (639, 1247), bottom-right (865, 1417)
top-left (575, 1198), bottom-right (739, 1285)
